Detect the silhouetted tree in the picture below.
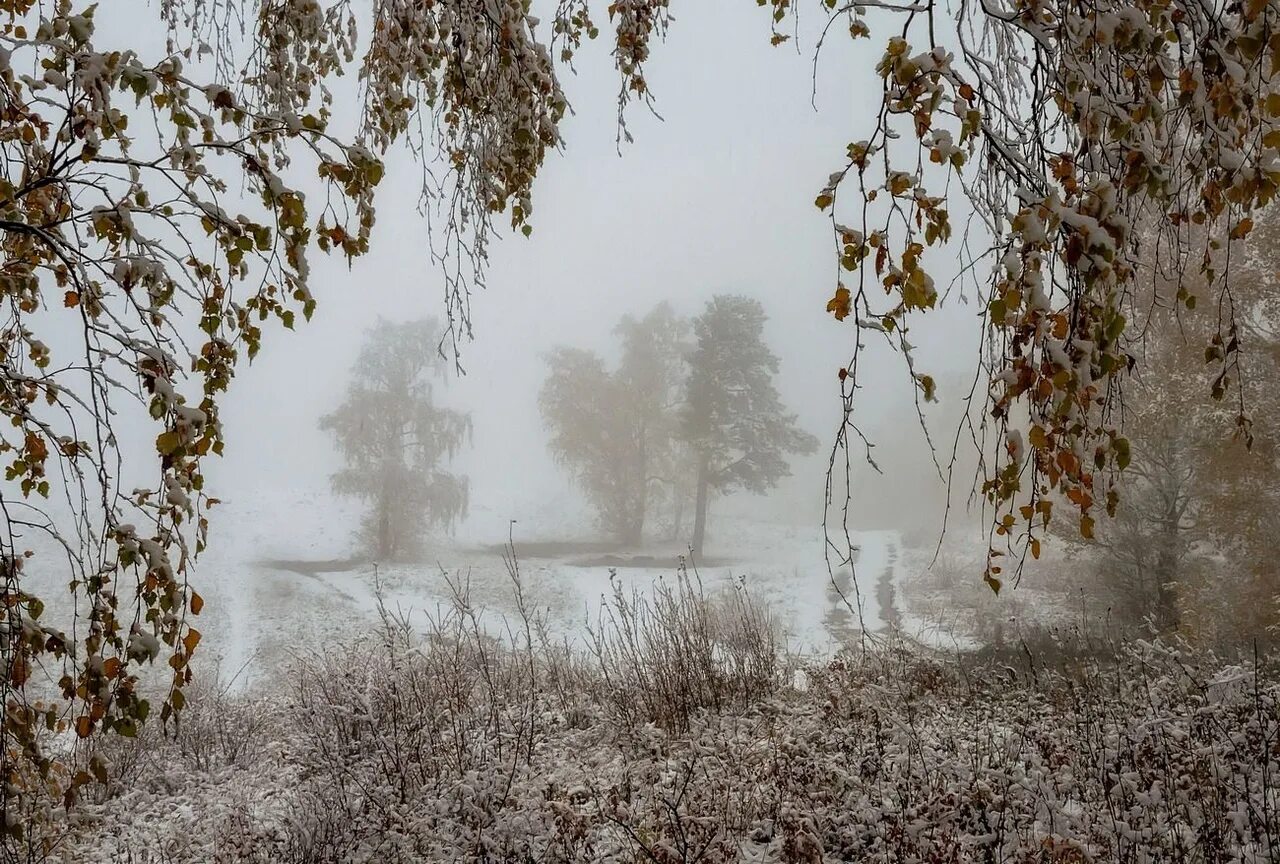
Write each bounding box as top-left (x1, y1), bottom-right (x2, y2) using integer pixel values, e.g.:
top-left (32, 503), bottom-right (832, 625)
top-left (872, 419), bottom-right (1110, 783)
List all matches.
top-left (321, 319), bottom-right (469, 560)
top-left (683, 296), bottom-right (818, 558)
top-left (615, 304), bottom-right (695, 541)
top-left (540, 303), bottom-right (689, 544)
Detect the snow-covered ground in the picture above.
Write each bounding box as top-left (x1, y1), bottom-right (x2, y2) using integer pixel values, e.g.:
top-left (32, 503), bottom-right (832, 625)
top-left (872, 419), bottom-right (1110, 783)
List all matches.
top-left (187, 487), bottom-right (956, 686)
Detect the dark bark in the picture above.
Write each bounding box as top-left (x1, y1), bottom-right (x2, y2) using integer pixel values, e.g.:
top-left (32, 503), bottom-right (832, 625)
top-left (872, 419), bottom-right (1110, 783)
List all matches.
top-left (377, 499), bottom-right (394, 560)
top-left (629, 435), bottom-right (647, 547)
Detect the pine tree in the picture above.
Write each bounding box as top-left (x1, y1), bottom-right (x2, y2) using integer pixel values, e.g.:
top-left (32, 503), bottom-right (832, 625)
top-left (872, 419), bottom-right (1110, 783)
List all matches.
top-left (683, 296), bottom-right (818, 558)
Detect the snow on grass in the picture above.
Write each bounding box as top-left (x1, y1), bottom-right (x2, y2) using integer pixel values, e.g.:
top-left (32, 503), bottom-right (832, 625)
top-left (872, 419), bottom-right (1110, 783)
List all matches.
top-left (186, 487), bottom-right (917, 683)
top-left (52, 632), bottom-right (1280, 864)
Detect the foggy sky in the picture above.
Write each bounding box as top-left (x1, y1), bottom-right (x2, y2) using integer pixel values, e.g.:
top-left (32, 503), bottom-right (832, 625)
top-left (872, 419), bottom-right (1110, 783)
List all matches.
top-left (171, 1), bottom-right (985, 542)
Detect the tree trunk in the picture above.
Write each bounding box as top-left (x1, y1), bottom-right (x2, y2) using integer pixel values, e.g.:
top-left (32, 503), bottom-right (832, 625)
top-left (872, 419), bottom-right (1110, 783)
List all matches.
top-left (691, 456), bottom-right (710, 560)
top-left (378, 501), bottom-right (394, 560)
top-left (670, 480), bottom-right (684, 541)
top-left (1155, 509), bottom-right (1180, 630)
top-left (628, 436), bottom-right (647, 547)
top-left (624, 513), bottom-right (644, 548)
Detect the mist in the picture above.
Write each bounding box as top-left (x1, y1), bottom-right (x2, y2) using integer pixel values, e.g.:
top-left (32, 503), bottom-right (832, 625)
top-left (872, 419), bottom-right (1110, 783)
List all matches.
top-left (203, 0), bottom-right (975, 546)
top-left (13, 0), bottom-right (1280, 858)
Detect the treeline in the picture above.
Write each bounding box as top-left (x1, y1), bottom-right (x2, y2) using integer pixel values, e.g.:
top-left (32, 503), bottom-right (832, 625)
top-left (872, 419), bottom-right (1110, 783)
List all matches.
top-left (319, 296), bottom-right (815, 560)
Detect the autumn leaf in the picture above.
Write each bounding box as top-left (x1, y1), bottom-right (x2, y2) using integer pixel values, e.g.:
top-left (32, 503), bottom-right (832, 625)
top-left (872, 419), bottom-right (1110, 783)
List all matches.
top-left (1231, 217), bottom-right (1255, 240)
top-left (190, 591), bottom-right (204, 615)
top-left (826, 285), bottom-right (852, 321)
top-left (75, 716), bottom-right (93, 738)
top-left (64, 291), bottom-right (80, 308)
top-left (155, 431), bottom-right (182, 456)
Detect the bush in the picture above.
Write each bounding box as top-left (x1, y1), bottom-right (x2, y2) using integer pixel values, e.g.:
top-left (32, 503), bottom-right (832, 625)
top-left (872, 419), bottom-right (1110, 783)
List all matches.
top-left (587, 564), bottom-right (780, 732)
top-left (38, 563), bottom-right (1280, 864)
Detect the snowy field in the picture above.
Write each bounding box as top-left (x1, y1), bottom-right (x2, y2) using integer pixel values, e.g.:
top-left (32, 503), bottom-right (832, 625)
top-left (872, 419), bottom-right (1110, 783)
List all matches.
top-left (185, 486), bottom-right (935, 687)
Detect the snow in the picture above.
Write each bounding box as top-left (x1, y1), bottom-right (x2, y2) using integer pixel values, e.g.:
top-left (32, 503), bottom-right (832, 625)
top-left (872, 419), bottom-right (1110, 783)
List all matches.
top-left (188, 486), bottom-right (958, 685)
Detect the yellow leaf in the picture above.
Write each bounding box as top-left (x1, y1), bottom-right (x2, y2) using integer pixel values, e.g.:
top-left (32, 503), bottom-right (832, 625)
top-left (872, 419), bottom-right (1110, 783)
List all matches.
top-left (182, 628), bottom-right (201, 656)
top-left (826, 285), bottom-right (852, 321)
top-left (190, 591), bottom-right (204, 615)
top-left (156, 431), bottom-right (181, 456)
top-left (1080, 515), bottom-right (1095, 540)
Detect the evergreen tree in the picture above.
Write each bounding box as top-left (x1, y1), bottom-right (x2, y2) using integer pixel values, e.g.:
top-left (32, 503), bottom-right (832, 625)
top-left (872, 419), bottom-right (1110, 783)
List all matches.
top-left (683, 296), bottom-right (818, 558)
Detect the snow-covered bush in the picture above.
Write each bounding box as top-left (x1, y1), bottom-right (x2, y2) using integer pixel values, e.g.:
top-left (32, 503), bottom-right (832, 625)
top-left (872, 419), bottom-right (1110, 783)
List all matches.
top-left (42, 578), bottom-right (1280, 864)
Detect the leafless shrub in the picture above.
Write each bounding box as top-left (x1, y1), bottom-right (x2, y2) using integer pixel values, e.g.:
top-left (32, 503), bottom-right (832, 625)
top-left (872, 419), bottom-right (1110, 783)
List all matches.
top-left (587, 562), bottom-right (780, 732)
top-left (44, 553), bottom-right (1280, 864)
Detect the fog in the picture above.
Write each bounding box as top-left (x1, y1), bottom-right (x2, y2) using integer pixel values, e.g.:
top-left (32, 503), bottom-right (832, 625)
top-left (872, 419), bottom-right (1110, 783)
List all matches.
top-left (17, 2), bottom-right (1280, 858)
top-left (201, 0), bottom-right (979, 544)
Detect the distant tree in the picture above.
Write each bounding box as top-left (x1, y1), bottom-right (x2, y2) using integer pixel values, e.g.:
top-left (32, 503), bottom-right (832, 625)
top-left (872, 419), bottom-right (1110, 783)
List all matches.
top-left (1086, 415), bottom-right (1196, 632)
top-left (321, 319), bottom-right (469, 560)
top-left (541, 347), bottom-right (636, 542)
top-left (1057, 213), bottom-right (1280, 641)
top-left (540, 303), bottom-right (689, 545)
top-left (683, 296), bottom-right (818, 559)
top-left (614, 304), bottom-right (694, 540)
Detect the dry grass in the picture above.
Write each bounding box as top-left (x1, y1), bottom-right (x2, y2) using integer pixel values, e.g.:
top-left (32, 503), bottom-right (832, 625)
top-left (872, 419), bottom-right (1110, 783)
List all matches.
top-left (21, 555), bottom-right (1280, 864)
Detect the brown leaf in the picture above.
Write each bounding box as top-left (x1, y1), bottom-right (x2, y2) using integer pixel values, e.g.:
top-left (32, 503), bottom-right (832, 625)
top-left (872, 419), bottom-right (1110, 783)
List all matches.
top-left (826, 285), bottom-right (852, 321)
